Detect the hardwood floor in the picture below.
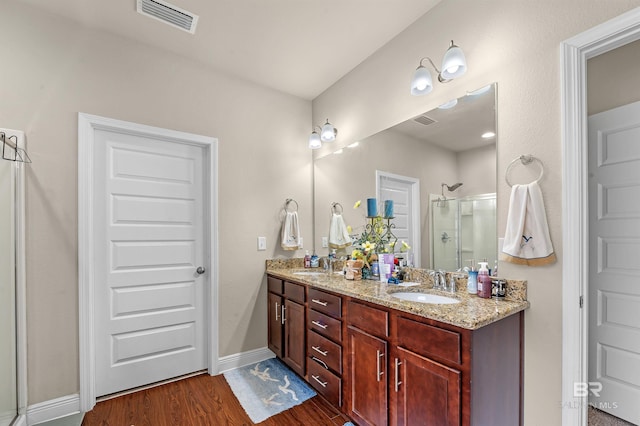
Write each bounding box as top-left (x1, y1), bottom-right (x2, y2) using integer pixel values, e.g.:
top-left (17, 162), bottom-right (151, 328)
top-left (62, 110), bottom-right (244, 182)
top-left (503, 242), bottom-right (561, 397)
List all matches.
top-left (82, 372), bottom-right (352, 426)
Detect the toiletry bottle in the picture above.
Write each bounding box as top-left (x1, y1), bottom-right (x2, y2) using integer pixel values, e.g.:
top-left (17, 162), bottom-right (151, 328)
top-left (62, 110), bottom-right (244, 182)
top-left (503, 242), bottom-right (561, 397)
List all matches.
top-left (310, 252), bottom-right (319, 268)
top-left (493, 260), bottom-right (499, 277)
top-left (304, 251), bottom-right (311, 268)
top-left (477, 261), bottom-right (492, 298)
top-left (467, 260), bottom-right (477, 295)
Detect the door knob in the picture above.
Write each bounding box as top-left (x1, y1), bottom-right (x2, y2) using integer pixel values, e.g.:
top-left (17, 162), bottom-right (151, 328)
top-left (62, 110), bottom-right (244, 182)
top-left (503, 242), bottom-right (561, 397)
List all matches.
top-left (196, 266), bottom-right (206, 275)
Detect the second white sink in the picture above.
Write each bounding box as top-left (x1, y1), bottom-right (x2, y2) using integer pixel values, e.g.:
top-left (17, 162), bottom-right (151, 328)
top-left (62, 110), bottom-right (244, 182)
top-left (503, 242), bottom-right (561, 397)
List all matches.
top-left (390, 292), bottom-right (460, 304)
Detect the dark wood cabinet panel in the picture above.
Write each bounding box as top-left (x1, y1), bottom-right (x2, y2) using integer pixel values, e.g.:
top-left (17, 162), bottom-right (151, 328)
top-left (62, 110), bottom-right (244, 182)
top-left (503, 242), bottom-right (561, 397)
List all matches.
top-left (283, 299), bottom-right (305, 376)
top-left (284, 281), bottom-right (305, 304)
top-left (309, 288), bottom-right (342, 318)
top-left (308, 330), bottom-right (342, 374)
top-left (268, 292), bottom-right (283, 358)
top-left (348, 326), bottom-right (388, 426)
top-left (396, 316), bottom-right (461, 365)
top-left (308, 356), bottom-right (342, 407)
top-left (391, 346), bottom-right (461, 426)
top-left (267, 276), bottom-right (284, 295)
top-left (347, 300), bottom-right (389, 338)
top-left (308, 309), bottom-right (342, 342)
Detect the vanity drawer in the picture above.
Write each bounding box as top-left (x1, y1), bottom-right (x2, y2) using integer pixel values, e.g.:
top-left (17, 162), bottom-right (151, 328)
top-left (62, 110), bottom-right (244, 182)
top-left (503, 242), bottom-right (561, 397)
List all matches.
top-left (284, 281), bottom-right (305, 304)
top-left (308, 288), bottom-right (342, 318)
top-left (307, 356), bottom-right (342, 407)
top-left (396, 316), bottom-right (461, 365)
top-left (308, 309), bottom-right (342, 342)
top-left (347, 300), bottom-right (389, 338)
top-left (267, 276), bottom-right (283, 295)
top-left (308, 330), bottom-right (342, 374)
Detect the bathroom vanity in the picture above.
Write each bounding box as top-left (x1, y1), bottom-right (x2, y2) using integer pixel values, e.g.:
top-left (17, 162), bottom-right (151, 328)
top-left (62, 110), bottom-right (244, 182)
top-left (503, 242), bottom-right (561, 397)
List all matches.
top-left (266, 264), bottom-right (528, 426)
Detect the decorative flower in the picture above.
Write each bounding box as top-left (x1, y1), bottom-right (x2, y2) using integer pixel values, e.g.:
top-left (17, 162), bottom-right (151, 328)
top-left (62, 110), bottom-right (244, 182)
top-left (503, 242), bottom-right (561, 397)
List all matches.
top-left (362, 241), bottom-right (376, 253)
top-left (401, 241), bottom-right (411, 252)
top-left (347, 225), bottom-right (352, 234)
top-left (353, 200), bottom-right (361, 209)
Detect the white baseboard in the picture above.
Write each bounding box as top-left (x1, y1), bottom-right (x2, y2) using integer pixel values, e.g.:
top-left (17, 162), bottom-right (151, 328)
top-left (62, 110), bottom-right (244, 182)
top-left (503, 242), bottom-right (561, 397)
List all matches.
top-left (217, 347), bottom-right (275, 374)
top-left (27, 394), bottom-right (80, 425)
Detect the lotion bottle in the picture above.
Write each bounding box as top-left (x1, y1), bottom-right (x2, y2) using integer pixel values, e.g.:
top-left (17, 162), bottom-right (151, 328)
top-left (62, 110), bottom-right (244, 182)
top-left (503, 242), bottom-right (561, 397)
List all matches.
top-left (466, 260), bottom-right (477, 295)
top-left (477, 261), bottom-right (492, 298)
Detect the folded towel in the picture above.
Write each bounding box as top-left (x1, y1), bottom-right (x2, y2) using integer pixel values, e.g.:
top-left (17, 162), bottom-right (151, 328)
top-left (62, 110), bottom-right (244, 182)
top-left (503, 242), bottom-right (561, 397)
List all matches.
top-left (501, 182), bottom-right (556, 266)
top-left (329, 213), bottom-right (352, 249)
top-left (281, 211), bottom-right (300, 250)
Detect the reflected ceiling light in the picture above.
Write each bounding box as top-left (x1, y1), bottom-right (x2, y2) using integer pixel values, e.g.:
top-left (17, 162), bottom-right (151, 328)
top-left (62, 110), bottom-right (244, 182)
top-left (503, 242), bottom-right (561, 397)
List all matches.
top-left (438, 99), bottom-right (458, 109)
top-left (334, 149), bottom-right (344, 155)
top-left (467, 84), bottom-right (492, 97)
top-left (481, 131), bottom-right (496, 139)
top-left (309, 118), bottom-right (338, 149)
top-left (348, 141), bottom-right (360, 148)
top-left (411, 40), bottom-right (467, 96)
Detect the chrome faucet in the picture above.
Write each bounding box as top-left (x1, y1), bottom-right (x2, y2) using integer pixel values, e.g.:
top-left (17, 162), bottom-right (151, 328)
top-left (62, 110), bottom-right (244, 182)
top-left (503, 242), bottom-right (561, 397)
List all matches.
top-left (430, 270), bottom-right (446, 290)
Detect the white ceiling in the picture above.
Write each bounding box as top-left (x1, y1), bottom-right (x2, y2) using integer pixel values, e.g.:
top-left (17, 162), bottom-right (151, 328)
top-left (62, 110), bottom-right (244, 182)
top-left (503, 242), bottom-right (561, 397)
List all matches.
top-left (19, 0), bottom-right (441, 100)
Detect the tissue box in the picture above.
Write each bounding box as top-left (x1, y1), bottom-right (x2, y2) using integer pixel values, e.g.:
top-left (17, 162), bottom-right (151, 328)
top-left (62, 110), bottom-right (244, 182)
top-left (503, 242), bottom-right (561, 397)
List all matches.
top-left (346, 260), bottom-right (364, 280)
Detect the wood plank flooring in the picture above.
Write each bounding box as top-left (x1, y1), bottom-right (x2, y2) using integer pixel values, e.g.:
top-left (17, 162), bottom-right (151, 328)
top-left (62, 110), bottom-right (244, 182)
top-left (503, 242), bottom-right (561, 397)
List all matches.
top-left (82, 372), bottom-right (352, 426)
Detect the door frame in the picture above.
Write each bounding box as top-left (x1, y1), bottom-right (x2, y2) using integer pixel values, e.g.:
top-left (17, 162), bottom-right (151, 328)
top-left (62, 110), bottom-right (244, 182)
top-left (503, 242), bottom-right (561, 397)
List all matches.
top-left (376, 170), bottom-right (421, 267)
top-left (561, 7), bottom-right (640, 425)
top-left (78, 113), bottom-right (219, 412)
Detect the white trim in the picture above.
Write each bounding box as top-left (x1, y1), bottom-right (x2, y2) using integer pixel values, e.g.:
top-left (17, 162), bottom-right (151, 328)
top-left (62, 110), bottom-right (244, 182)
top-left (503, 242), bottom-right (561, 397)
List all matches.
top-left (217, 347), bottom-right (275, 374)
top-left (375, 170), bottom-right (421, 267)
top-left (560, 7), bottom-right (640, 426)
top-left (78, 113), bottom-right (219, 412)
top-left (16, 135), bottom-right (28, 426)
top-left (26, 394), bottom-right (80, 425)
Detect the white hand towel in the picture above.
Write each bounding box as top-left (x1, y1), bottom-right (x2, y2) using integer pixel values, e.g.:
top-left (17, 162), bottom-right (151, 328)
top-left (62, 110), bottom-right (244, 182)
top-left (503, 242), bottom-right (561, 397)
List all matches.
top-left (281, 211), bottom-right (300, 250)
top-left (500, 182), bottom-right (556, 266)
top-left (328, 213), bottom-right (352, 249)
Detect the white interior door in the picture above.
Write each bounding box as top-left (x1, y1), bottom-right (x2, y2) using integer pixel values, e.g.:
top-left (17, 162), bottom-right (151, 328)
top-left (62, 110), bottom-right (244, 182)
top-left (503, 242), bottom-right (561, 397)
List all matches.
top-left (589, 100), bottom-right (640, 424)
top-left (377, 171), bottom-right (420, 266)
top-left (93, 128), bottom-right (207, 397)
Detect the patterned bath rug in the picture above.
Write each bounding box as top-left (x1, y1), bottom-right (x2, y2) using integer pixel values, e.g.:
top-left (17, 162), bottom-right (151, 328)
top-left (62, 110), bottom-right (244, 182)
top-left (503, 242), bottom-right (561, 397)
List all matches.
top-left (223, 357), bottom-right (316, 423)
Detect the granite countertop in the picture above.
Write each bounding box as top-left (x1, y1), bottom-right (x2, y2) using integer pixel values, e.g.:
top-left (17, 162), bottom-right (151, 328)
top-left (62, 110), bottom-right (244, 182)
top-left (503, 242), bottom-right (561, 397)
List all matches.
top-left (266, 266), bottom-right (529, 330)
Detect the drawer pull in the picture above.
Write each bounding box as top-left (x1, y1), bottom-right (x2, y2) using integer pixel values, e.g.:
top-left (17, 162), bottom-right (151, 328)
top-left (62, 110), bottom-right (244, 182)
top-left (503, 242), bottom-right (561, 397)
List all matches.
top-left (312, 374), bottom-right (328, 388)
top-left (395, 358), bottom-right (403, 392)
top-left (376, 350), bottom-right (385, 382)
top-left (281, 304), bottom-right (286, 325)
top-left (274, 302), bottom-right (280, 321)
top-left (312, 346), bottom-right (328, 356)
top-left (312, 298), bottom-right (328, 307)
top-left (312, 356), bottom-right (329, 370)
top-left (311, 320), bottom-right (328, 329)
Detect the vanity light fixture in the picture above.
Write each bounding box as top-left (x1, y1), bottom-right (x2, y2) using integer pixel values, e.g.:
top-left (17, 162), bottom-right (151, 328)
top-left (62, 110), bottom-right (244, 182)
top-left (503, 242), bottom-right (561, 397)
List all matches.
top-left (438, 99), bottom-right (458, 109)
top-left (410, 40), bottom-right (467, 96)
top-left (308, 119), bottom-right (338, 149)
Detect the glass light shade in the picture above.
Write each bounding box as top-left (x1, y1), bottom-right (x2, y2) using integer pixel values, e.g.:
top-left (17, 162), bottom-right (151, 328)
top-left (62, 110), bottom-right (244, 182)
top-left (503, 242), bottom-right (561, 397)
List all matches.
top-left (320, 121), bottom-right (336, 142)
top-left (438, 99), bottom-right (458, 109)
top-left (440, 42), bottom-right (467, 80)
top-left (308, 131), bottom-right (322, 149)
top-left (410, 65), bottom-right (433, 96)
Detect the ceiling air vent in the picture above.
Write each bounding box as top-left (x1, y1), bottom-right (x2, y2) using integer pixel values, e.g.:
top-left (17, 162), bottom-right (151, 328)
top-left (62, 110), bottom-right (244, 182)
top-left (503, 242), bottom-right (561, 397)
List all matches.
top-left (136, 0), bottom-right (199, 34)
top-left (413, 115), bottom-right (436, 126)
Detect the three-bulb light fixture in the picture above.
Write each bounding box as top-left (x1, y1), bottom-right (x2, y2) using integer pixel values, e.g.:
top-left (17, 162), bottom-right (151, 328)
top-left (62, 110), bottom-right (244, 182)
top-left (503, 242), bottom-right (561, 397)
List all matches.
top-left (308, 119), bottom-right (338, 149)
top-left (410, 40), bottom-right (467, 96)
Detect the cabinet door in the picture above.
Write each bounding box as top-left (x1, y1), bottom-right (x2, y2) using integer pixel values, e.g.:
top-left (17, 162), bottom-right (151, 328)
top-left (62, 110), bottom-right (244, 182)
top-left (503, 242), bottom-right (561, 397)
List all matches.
top-left (268, 292), bottom-right (284, 358)
top-left (283, 299), bottom-right (306, 376)
top-left (391, 346), bottom-right (460, 426)
top-left (348, 326), bottom-right (388, 426)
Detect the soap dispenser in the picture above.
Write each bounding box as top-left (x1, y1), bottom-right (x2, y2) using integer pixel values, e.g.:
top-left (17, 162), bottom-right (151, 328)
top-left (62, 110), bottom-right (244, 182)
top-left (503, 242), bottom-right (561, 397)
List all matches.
top-left (467, 260), bottom-right (478, 295)
top-left (477, 261), bottom-right (492, 298)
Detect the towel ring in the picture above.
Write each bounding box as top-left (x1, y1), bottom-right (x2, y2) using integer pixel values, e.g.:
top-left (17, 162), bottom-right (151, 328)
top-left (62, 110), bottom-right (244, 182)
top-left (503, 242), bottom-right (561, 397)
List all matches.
top-left (505, 155), bottom-right (544, 187)
top-left (331, 202), bottom-right (343, 214)
top-left (285, 198), bottom-right (298, 212)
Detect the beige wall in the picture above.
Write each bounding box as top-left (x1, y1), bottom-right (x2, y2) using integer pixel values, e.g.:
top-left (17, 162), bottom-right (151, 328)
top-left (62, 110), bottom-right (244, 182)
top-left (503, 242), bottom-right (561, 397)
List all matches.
top-left (1, 1), bottom-right (312, 404)
top-left (588, 39), bottom-right (640, 114)
top-left (312, 1), bottom-right (640, 425)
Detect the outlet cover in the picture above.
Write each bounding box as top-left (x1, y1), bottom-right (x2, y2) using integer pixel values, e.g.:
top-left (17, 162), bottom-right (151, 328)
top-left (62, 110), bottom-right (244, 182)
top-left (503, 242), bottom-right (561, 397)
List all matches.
top-left (298, 237), bottom-right (303, 248)
top-left (322, 237), bottom-right (328, 248)
top-left (257, 237), bottom-right (267, 251)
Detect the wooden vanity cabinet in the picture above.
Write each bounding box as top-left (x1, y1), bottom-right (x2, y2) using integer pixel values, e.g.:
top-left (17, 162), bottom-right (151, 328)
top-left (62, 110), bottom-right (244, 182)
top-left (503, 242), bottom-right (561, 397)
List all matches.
top-left (267, 276), bottom-right (306, 377)
top-left (346, 300), bottom-right (389, 426)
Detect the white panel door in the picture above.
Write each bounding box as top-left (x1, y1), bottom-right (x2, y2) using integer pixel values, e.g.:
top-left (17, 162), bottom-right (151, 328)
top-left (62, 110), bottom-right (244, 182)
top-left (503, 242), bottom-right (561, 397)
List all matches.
top-left (377, 171), bottom-right (420, 266)
top-left (589, 101), bottom-right (640, 424)
top-left (93, 128), bottom-right (206, 397)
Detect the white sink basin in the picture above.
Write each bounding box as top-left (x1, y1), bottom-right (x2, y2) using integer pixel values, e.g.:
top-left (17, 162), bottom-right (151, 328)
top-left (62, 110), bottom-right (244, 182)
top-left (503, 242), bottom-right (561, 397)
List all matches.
top-left (390, 292), bottom-right (460, 304)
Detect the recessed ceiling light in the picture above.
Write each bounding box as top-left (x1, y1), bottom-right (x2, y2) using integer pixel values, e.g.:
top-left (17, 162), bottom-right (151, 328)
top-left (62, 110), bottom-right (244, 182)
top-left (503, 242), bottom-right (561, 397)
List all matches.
top-left (348, 142), bottom-right (360, 148)
top-left (481, 131), bottom-right (496, 139)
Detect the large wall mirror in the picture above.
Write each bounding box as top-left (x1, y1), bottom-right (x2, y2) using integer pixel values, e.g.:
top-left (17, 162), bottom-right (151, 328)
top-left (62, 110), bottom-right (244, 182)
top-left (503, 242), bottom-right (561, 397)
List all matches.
top-left (314, 83), bottom-right (497, 271)
top-left (0, 131), bottom-right (27, 426)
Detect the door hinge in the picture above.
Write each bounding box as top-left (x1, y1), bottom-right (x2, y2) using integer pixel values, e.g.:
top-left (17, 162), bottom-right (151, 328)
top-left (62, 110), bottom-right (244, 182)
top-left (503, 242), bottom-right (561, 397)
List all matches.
top-left (579, 295), bottom-right (584, 308)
